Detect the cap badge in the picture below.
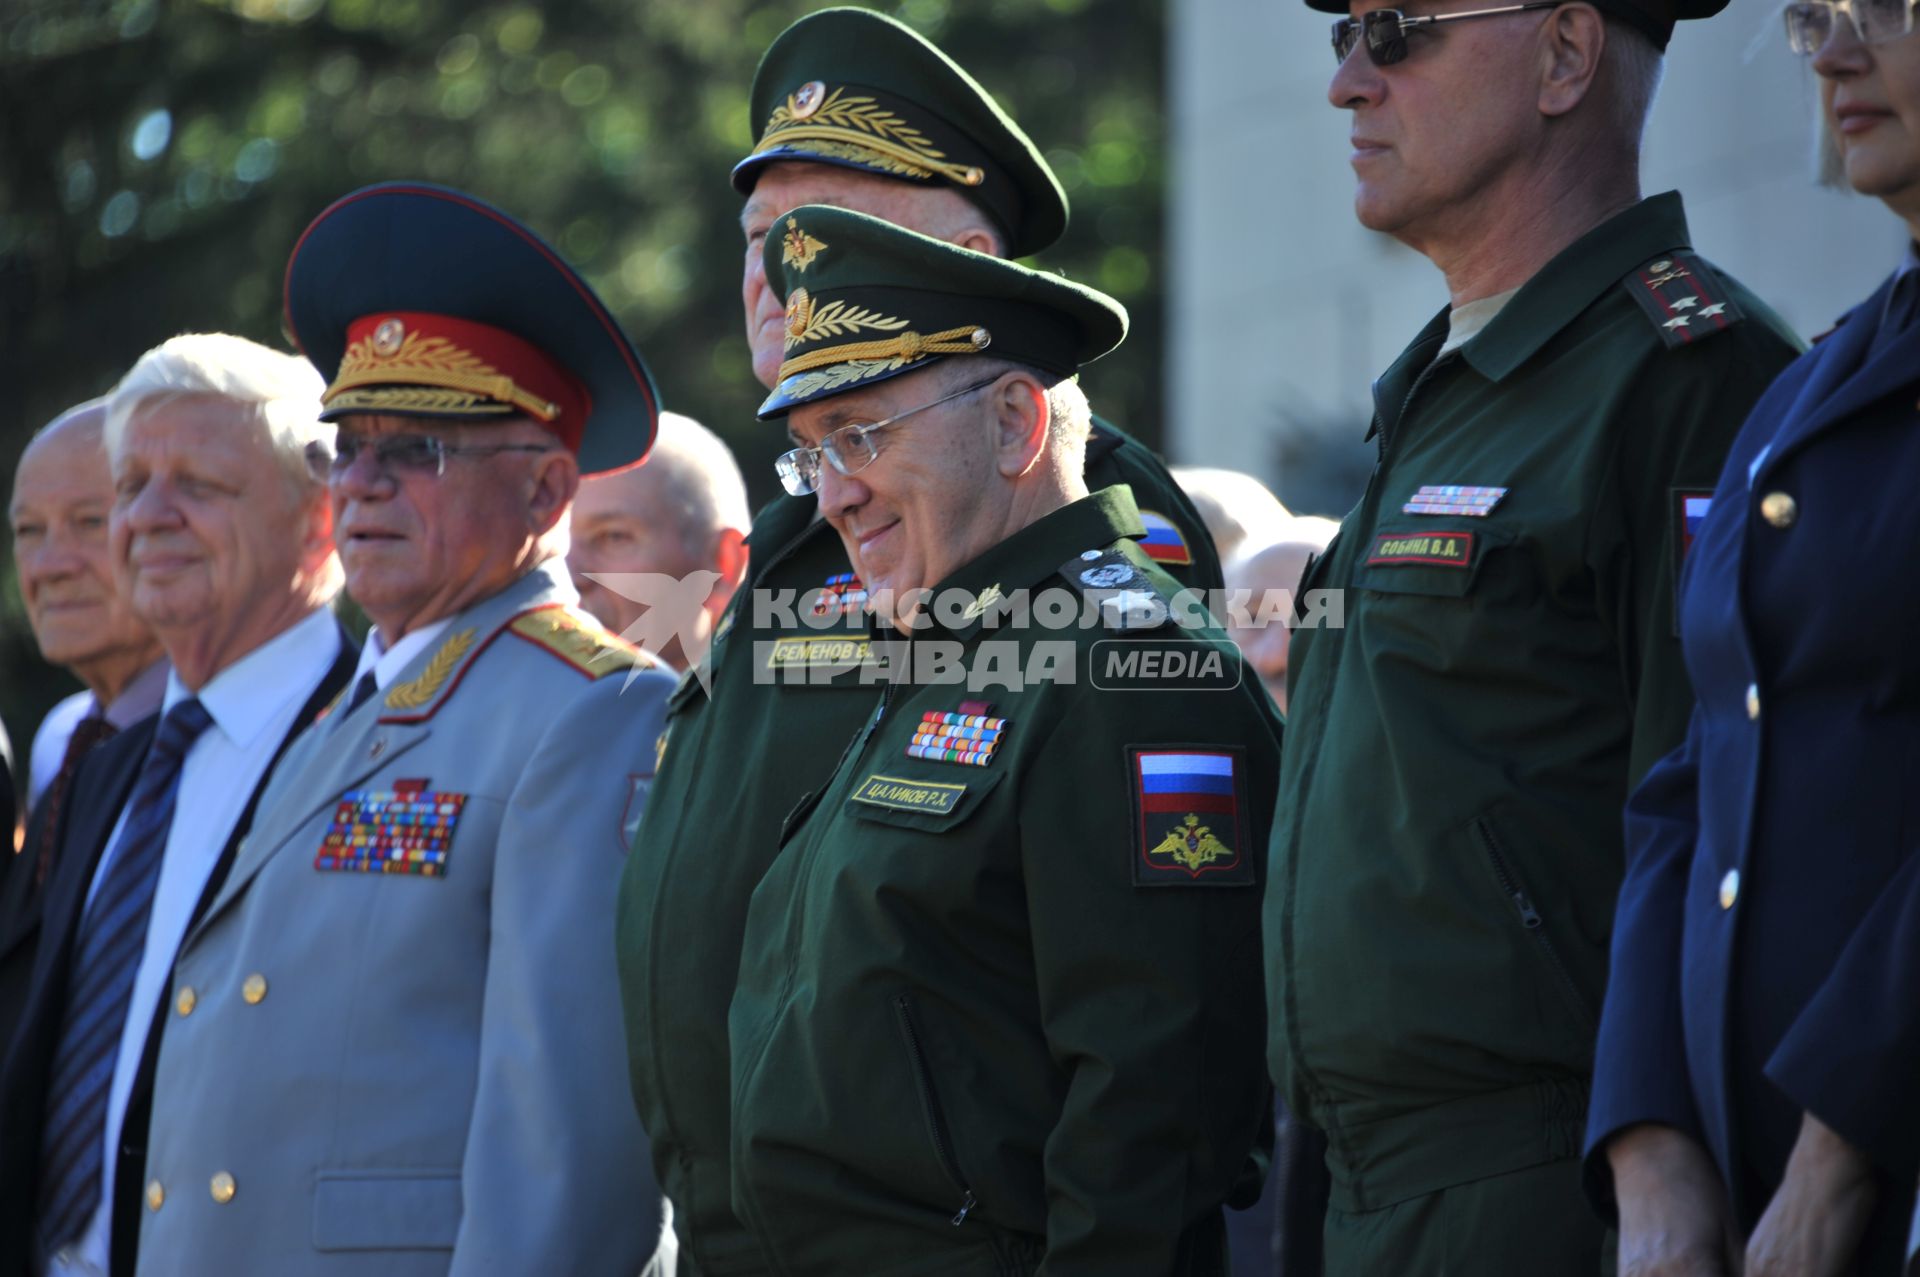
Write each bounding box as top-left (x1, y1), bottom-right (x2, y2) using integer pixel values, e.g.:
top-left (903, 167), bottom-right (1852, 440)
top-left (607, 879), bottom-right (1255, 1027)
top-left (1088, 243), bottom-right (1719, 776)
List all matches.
top-left (372, 317), bottom-right (407, 357)
top-left (783, 293), bottom-right (909, 351)
top-left (782, 217), bottom-right (827, 272)
top-left (785, 288), bottom-right (815, 341)
top-left (790, 79), bottom-right (827, 119)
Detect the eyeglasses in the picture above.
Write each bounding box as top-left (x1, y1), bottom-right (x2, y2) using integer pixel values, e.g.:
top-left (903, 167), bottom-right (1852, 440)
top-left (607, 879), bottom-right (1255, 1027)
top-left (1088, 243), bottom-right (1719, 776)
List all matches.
top-left (1784, 0), bottom-right (1917, 53)
top-left (774, 376), bottom-right (1002, 497)
top-left (312, 432), bottom-right (555, 481)
top-left (1332, 1), bottom-right (1562, 64)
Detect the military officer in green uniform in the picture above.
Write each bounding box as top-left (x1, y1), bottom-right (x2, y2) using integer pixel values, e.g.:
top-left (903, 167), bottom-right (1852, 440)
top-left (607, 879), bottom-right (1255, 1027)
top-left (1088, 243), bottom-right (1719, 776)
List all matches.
top-left (1264, 0), bottom-right (1802, 1270)
top-left (723, 203), bottom-right (1279, 1277)
top-left (615, 12), bottom-right (1220, 1275)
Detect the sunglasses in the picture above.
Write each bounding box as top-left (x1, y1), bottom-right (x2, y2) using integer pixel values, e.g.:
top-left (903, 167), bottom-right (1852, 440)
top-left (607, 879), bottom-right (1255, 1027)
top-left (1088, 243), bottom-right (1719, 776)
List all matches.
top-left (1332, 1), bottom-right (1562, 64)
top-left (1783, 0), bottom-right (1917, 52)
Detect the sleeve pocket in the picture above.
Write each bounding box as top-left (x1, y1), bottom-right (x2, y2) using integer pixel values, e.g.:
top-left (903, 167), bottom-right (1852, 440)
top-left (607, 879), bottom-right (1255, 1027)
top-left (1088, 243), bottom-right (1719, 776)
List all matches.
top-left (312, 1169), bottom-right (461, 1251)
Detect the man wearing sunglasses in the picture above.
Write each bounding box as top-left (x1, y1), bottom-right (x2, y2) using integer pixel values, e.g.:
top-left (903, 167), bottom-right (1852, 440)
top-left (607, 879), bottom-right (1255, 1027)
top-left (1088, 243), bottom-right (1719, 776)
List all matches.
top-left (127, 183), bottom-right (677, 1276)
top-left (1262, 0), bottom-right (1804, 1271)
top-left (614, 11), bottom-right (1243, 1276)
top-left (722, 201), bottom-right (1281, 1276)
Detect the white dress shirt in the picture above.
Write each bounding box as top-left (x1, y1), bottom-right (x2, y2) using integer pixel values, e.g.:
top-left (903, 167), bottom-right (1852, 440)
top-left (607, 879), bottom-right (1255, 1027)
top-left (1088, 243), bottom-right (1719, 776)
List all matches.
top-left (353, 614), bottom-right (453, 691)
top-left (49, 608), bottom-right (340, 1277)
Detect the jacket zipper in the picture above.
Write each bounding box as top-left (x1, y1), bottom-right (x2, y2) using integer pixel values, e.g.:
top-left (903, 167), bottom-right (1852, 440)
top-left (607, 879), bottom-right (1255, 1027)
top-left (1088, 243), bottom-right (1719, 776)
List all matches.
top-left (892, 992), bottom-right (978, 1226)
top-left (1473, 818), bottom-right (1597, 1029)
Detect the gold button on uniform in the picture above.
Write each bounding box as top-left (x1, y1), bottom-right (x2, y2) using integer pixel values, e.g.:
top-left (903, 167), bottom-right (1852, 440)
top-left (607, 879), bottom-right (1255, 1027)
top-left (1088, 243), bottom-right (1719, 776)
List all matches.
top-left (1720, 869), bottom-right (1740, 910)
top-left (241, 973), bottom-right (268, 1005)
top-left (175, 987), bottom-right (196, 1018)
top-left (210, 1172), bottom-right (236, 1204)
top-left (146, 1180), bottom-right (164, 1212)
top-left (1746, 684), bottom-right (1761, 721)
top-left (1761, 491), bottom-right (1798, 528)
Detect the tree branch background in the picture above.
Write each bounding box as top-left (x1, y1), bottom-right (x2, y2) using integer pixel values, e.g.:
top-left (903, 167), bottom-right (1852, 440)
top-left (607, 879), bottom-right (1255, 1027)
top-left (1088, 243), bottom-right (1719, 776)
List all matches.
top-left (0, 0), bottom-right (1165, 752)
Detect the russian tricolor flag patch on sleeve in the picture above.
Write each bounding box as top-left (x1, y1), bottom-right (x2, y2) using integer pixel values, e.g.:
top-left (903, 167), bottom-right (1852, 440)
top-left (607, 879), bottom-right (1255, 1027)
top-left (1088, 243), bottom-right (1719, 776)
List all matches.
top-left (1128, 747), bottom-right (1252, 885)
top-left (1136, 510), bottom-right (1193, 566)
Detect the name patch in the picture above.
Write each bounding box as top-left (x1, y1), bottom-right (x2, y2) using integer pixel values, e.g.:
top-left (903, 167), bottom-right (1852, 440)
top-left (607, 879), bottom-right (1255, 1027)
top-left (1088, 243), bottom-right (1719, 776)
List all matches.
top-left (1367, 530), bottom-right (1474, 568)
top-left (764, 635), bottom-right (873, 669)
top-left (317, 785), bottom-right (466, 876)
top-left (851, 774), bottom-right (967, 816)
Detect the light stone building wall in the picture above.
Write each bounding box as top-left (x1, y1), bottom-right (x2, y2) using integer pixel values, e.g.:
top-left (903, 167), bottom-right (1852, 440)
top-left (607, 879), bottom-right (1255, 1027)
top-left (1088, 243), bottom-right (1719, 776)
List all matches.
top-left (1167, 0), bottom-right (1903, 515)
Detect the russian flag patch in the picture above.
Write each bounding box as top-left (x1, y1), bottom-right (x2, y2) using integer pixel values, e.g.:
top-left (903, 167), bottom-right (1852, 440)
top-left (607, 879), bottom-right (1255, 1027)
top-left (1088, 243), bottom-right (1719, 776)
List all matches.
top-left (1136, 510), bottom-right (1193, 566)
top-left (1128, 747), bottom-right (1252, 886)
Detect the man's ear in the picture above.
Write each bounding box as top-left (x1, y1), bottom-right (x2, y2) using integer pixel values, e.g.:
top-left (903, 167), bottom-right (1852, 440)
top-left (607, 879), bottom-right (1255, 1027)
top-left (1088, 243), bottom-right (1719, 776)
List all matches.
top-left (1539, 2), bottom-right (1607, 118)
top-left (992, 374), bottom-right (1050, 480)
top-left (528, 450), bottom-right (582, 536)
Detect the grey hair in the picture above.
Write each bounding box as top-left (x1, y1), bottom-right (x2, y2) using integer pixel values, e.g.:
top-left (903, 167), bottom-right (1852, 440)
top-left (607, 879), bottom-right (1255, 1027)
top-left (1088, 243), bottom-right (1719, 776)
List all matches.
top-left (104, 333), bottom-right (329, 492)
top-left (1602, 16), bottom-right (1666, 145)
top-left (946, 356), bottom-right (1091, 467)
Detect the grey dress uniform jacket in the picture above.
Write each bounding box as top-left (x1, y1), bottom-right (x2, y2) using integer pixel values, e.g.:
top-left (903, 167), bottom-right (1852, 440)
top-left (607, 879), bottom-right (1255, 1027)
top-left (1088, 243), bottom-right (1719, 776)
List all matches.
top-left (136, 561), bottom-right (673, 1276)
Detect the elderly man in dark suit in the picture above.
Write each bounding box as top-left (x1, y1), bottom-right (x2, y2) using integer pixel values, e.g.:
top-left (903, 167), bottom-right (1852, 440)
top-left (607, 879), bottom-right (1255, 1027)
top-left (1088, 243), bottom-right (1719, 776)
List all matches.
top-left (0, 332), bottom-right (354, 1277)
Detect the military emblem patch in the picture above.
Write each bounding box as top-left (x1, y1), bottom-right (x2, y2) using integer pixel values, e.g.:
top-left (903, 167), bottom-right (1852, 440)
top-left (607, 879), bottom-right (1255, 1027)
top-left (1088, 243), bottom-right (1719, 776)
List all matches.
top-left (1402, 485), bottom-right (1506, 517)
top-left (907, 704), bottom-right (1008, 767)
top-left (782, 216), bottom-right (827, 271)
top-left (1128, 748), bottom-right (1252, 886)
top-left (1136, 510), bottom-right (1193, 566)
top-left (316, 781), bottom-right (465, 876)
top-left (1367, 530), bottom-right (1474, 568)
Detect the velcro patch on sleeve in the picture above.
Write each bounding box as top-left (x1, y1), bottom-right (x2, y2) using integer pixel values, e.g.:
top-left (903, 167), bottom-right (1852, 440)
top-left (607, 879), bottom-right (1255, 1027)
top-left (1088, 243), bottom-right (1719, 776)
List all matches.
top-left (1671, 487), bottom-right (1715, 633)
top-left (317, 784), bottom-right (465, 876)
top-left (1625, 250), bottom-right (1746, 349)
top-left (1367, 530), bottom-right (1474, 568)
top-left (1135, 510), bottom-right (1193, 566)
top-left (1129, 747), bottom-right (1253, 886)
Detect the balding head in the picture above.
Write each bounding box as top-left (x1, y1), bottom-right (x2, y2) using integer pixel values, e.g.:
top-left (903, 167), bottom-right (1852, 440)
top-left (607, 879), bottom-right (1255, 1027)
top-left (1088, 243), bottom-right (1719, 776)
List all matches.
top-left (569, 412), bottom-right (751, 669)
top-left (10, 399), bottom-right (164, 702)
top-left (1171, 467), bottom-right (1293, 566)
top-left (1226, 517), bottom-right (1338, 715)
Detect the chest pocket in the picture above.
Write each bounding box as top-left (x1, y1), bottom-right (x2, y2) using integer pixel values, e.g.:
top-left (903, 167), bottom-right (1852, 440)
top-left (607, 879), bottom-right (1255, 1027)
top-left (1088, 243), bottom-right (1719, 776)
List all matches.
top-left (1353, 525), bottom-right (1514, 599)
top-left (843, 768), bottom-right (1006, 834)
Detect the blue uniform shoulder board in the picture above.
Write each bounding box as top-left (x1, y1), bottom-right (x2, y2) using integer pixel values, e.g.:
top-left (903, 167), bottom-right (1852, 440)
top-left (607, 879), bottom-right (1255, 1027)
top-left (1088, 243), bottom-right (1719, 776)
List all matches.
top-left (1623, 250), bottom-right (1745, 350)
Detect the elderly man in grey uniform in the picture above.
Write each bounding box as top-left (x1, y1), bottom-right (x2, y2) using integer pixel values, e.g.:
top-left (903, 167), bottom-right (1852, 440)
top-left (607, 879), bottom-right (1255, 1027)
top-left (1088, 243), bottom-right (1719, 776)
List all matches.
top-left (133, 183), bottom-right (676, 1276)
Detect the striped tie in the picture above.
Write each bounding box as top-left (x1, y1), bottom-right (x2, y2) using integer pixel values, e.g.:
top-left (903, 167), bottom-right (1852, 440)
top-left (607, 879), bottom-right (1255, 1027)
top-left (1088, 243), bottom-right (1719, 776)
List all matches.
top-left (36, 698), bottom-right (214, 1255)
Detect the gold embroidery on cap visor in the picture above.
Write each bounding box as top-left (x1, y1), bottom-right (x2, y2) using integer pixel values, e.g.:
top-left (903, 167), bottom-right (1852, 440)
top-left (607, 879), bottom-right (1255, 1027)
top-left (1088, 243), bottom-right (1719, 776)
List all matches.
top-left (326, 330), bottom-right (562, 423)
top-left (784, 290), bottom-right (911, 349)
top-left (777, 323), bottom-right (993, 401)
top-left (753, 86), bottom-right (986, 187)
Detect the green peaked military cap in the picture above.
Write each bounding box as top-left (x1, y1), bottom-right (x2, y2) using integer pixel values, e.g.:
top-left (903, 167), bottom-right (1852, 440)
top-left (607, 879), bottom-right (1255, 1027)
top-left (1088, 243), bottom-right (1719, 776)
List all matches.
top-left (758, 204), bottom-right (1127, 418)
top-left (1301, 0), bottom-right (1728, 49)
top-left (733, 7), bottom-right (1069, 258)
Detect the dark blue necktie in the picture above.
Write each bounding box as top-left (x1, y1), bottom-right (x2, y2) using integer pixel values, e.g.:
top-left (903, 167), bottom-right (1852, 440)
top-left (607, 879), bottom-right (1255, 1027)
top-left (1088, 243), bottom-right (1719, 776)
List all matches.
top-left (37, 698), bottom-right (214, 1254)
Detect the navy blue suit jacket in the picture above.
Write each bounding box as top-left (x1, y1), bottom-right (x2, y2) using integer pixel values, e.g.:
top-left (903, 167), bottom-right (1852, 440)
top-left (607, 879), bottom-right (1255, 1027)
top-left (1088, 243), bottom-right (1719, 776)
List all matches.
top-left (1587, 270), bottom-right (1920, 1234)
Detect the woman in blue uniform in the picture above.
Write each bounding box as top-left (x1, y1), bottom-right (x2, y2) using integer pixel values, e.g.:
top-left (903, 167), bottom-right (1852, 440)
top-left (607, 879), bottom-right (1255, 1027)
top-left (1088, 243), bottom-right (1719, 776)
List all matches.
top-left (1586, 4), bottom-right (1920, 1274)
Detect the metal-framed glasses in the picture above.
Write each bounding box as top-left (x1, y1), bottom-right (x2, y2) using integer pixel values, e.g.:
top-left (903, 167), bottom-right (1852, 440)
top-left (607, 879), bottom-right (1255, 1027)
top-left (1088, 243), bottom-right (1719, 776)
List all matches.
top-left (774, 376), bottom-right (1002, 497)
top-left (1783, 0), bottom-right (1917, 53)
top-left (310, 431), bottom-right (555, 481)
top-left (1332, 1), bottom-right (1562, 64)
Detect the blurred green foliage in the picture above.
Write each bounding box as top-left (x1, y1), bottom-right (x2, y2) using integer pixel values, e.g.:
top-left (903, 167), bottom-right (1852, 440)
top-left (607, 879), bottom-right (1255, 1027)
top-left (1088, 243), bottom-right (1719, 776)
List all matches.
top-left (0, 0), bottom-right (1165, 770)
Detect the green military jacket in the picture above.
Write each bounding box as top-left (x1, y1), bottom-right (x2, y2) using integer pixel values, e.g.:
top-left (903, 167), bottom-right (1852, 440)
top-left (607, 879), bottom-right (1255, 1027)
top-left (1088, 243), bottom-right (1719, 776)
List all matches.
top-left (725, 486), bottom-right (1279, 1277)
top-left (1263, 194), bottom-right (1801, 1214)
top-left (617, 424), bottom-right (1220, 1276)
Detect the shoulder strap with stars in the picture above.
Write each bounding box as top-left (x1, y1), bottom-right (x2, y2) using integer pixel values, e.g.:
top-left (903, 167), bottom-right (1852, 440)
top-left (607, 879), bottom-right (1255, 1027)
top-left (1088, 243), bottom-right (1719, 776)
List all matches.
top-left (1623, 249), bottom-right (1746, 350)
top-left (1056, 542), bottom-right (1173, 633)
